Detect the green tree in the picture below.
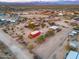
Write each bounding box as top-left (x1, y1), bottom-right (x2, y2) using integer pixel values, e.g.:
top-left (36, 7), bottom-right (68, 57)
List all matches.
top-left (37, 35), bottom-right (46, 43)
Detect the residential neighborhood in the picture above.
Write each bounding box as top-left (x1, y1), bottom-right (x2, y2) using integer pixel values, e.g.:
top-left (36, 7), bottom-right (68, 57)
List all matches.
top-left (0, 1), bottom-right (79, 59)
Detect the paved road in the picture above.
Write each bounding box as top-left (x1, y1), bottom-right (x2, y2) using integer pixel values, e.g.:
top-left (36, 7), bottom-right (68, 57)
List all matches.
top-left (19, 14), bottom-right (48, 18)
top-left (33, 28), bottom-right (72, 59)
top-left (0, 30), bottom-right (33, 59)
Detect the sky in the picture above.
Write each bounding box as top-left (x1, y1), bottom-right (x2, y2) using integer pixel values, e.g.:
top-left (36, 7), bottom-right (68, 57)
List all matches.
top-left (0, 0), bottom-right (78, 2)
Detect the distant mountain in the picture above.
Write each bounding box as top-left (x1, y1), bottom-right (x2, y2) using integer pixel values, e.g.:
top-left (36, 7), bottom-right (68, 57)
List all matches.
top-left (0, 1), bottom-right (79, 6)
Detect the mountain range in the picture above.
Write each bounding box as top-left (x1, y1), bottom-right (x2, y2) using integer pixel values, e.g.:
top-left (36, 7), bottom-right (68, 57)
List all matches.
top-left (0, 1), bottom-right (79, 6)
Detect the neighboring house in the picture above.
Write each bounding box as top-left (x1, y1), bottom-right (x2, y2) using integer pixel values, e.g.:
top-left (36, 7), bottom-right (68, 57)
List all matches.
top-left (69, 40), bottom-right (78, 49)
top-left (0, 13), bottom-right (19, 23)
top-left (68, 30), bottom-right (78, 41)
top-left (66, 51), bottom-right (79, 59)
top-left (71, 17), bottom-right (79, 25)
top-left (49, 25), bottom-right (62, 32)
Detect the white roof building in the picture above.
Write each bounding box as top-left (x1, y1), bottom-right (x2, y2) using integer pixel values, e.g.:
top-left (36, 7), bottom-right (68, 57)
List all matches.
top-left (49, 26), bottom-right (59, 30)
top-left (58, 12), bottom-right (63, 16)
top-left (69, 31), bottom-right (77, 36)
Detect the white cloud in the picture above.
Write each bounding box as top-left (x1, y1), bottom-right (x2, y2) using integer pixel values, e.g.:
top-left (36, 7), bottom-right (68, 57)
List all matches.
top-left (0, 0), bottom-right (77, 2)
top-left (64, 0), bottom-right (77, 1)
top-left (41, 0), bottom-right (60, 2)
top-left (0, 0), bottom-right (60, 2)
